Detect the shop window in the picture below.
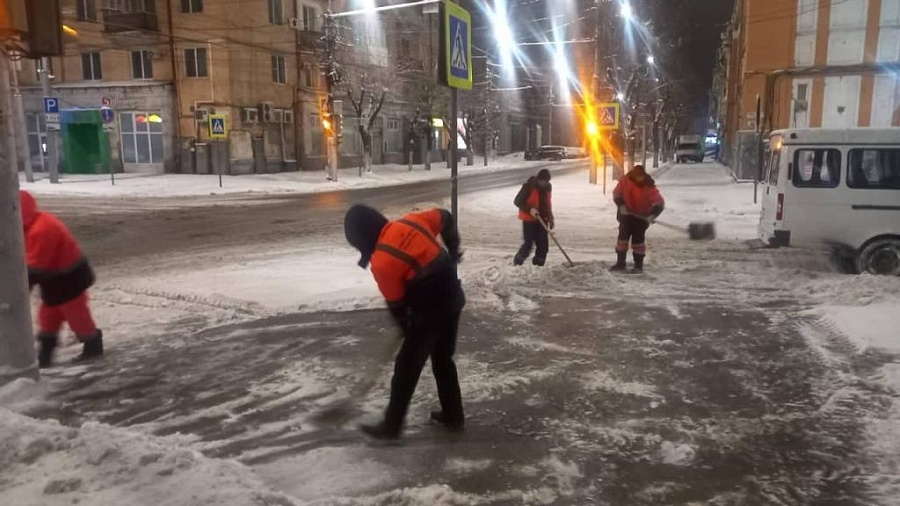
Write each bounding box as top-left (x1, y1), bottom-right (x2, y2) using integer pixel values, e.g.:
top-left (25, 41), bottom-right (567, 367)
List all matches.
top-left (120, 112), bottom-right (164, 164)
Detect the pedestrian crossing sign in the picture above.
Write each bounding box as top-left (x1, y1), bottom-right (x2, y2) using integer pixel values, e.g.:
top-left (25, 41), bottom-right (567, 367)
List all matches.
top-left (597, 102), bottom-right (620, 130)
top-left (209, 115), bottom-right (227, 139)
top-left (440, 1), bottom-right (472, 90)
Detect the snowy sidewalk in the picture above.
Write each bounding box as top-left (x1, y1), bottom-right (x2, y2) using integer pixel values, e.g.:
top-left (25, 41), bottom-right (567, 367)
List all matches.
top-left (19, 154), bottom-right (579, 198)
top-left (3, 162), bottom-right (900, 505)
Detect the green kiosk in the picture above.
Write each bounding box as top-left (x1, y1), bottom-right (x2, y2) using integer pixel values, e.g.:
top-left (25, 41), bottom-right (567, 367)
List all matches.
top-left (60, 109), bottom-right (111, 174)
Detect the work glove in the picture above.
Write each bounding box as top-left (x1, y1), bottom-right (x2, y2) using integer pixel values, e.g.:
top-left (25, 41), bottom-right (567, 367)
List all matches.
top-left (548, 219), bottom-right (555, 230)
top-left (618, 205), bottom-right (629, 216)
top-left (647, 214), bottom-right (658, 224)
top-left (451, 249), bottom-right (464, 264)
top-left (529, 208), bottom-right (540, 219)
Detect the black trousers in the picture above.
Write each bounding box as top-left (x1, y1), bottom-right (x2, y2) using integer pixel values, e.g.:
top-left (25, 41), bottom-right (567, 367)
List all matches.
top-left (383, 268), bottom-right (465, 432)
top-left (616, 215), bottom-right (649, 255)
top-left (515, 221), bottom-right (549, 266)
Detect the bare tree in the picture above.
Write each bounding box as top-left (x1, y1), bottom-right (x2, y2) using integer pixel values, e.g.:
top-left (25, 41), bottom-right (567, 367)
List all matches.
top-left (343, 75), bottom-right (387, 174)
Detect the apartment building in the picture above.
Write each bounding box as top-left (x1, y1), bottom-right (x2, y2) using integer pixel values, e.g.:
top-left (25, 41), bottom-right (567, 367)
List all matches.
top-left (19, 0), bottom-right (442, 175)
top-left (717, 0), bottom-right (900, 174)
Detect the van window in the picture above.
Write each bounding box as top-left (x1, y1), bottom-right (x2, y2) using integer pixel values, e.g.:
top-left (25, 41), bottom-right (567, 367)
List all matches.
top-left (793, 149), bottom-right (841, 188)
top-left (767, 150), bottom-right (781, 185)
top-left (847, 149), bottom-right (900, 190)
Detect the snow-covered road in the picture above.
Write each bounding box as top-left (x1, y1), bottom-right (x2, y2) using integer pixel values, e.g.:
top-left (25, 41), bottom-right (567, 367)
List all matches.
top-left (3, 162), bottom-right (900, 505)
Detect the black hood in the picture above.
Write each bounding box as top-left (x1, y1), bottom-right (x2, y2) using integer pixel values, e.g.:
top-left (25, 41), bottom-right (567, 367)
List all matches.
top-left (344, 204), bottom-right (388, 268)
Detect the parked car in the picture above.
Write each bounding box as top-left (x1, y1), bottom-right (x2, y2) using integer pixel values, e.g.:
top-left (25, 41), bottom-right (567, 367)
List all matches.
top-left (563, 147), bottom-right (589, 159)
top-left (525, 146), bottom-right (567, 162)
top-left (759, 128), bottom-right (900, 275)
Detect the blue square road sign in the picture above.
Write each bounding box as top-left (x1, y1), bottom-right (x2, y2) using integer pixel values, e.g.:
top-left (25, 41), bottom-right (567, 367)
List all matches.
top-left (44, 97), bottom-right (60, 114)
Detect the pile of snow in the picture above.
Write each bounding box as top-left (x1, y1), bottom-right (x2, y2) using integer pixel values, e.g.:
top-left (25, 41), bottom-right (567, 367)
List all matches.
top-left (19, 155), bottom-right (567, 198)
top-left (0, 404), bottom-right (302, 506)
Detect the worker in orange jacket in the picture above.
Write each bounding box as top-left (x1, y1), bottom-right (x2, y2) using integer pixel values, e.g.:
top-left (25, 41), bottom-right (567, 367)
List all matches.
top-left (19, 190), bottom-right (102, 367)
top-left (513, 168), bottom-right (553, 266)
top-left (611, 165), bottom-right (665, 273)
top-left (344, 204), bottom-right (465, 440)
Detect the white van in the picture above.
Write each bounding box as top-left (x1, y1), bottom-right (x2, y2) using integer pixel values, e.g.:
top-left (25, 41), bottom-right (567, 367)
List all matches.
top-left (759, 128), bottom-right (900, 275)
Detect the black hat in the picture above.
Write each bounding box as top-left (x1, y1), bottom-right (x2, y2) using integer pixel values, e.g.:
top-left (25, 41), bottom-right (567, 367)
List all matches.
top-left (537, 168), bottom-right (551, 181)
top-left (344, 204), bottom-right (388, 268)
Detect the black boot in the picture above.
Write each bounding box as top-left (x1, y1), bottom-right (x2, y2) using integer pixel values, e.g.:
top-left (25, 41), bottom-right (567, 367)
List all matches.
top-left (359, 421), bottom-right (401, 441)
top-left (37, 332), bottom-right (59, 368)
top-left (609, 251), bottom-right (628, 272)
top-left (632, 254), bottom-right (645, 273)
top-left (73, 330), bottom-right (103, 363)
top-left (430, 411), bottom-right (465, 432)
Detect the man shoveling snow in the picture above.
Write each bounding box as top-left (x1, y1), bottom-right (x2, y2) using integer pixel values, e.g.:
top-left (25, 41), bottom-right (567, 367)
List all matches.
top-left (19, 190), bottom-right (103, 367)
top-left (344, 204), bottom-right (466, 441)
top-left (610, 165), bottom-right (665, 273)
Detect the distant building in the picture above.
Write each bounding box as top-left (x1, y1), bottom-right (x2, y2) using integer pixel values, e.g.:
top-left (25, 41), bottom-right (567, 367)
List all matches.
top-left (716, 0), bottom-right (900, 176)
top-left (17, 0), bottom-right (470, 175)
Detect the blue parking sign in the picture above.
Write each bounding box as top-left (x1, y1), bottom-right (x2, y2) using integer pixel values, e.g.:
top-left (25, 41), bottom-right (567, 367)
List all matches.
top-left (44, 97), bottom-right (59, 114)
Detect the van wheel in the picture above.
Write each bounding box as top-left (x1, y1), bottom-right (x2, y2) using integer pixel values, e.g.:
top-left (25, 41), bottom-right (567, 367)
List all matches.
top-left (856, 238), bottom-right (900, 276)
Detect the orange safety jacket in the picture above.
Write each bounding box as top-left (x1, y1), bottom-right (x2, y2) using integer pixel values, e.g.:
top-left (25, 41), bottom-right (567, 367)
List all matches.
top-left (20, 190), bottom-right (95, 306)
top-left (515, 178), bottom-right (553, 222)
top-left (369, 209), bottom-right (457, 305)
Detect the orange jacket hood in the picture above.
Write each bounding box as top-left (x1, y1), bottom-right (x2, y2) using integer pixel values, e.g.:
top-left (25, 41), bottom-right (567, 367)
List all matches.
top-left (20, 190), bottom-right (39, 229)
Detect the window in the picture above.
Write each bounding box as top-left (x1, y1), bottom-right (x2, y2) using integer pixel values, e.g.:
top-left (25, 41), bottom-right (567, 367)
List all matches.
top-left (181, 0), bottom-right (202, 13)
top-left (797, 83), bottom-right (808, 101)
top-left (81, 52), bottom-right (102, 80)
top-left (848, 149), bottom-right (900, 189)
top-left (385, 117), bottom-right (402, 153)
top-left (120, 112), bottom-right (164, 164)
top-left (268, 0), bottom-right (283, 25)
top-left (302, 64), bottom-right (318, 88)
top-left (184, 48), bottom-right (208, 77)
top-left (26, 114), bottom-right (46, 167)
top-left (105, 0), bottom-right (154, 12)
top-left (77, 0), bottom-right (96, 20)
top-left (308, 113), bottom-right (324, 156)
top-left (341, 117), bottom-right (360, 155)
top-left (131, 50), bottom-right (153, 79)
top-left (302, 5), bottom-right (319, 31)
top-left (767, 149), bottom-right (782, 185)
top-left (793, 149), bottom-right (841, 188)
top-left (271, 55), bottom-right (286, 84)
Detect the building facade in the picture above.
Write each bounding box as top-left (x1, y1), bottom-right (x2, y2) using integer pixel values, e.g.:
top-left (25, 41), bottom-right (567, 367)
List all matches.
top-left (717, 0), bottom-right (900, 174)
top-left (18, 0), bottom-right (472, 175)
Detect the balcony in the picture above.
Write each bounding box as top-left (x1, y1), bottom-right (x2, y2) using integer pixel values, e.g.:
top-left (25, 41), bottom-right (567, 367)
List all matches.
top-left (102, 10), bottom-right (159, 35)
top-left (297, 30), bottom-right (324, 52)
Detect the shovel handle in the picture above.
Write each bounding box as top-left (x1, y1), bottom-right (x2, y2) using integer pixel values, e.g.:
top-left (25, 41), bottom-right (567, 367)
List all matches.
top-left (535, 216), bottom-right (575, 267)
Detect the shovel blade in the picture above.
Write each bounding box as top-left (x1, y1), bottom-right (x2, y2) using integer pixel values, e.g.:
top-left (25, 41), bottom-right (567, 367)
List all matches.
top-left (688, 222), bottom-right (716, 241)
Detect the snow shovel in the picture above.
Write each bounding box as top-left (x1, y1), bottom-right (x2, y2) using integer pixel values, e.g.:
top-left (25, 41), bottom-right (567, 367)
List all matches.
top-left (309, 336), bottom-right (403, 426)
top-left (629, 212), bottom-right (716, 241)
top-left (535, 215), bottom-right (576, 267)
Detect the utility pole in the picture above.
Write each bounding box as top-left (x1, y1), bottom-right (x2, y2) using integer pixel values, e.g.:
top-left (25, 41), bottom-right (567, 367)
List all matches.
top-left (322, 11), bottom-right (339, 182)
top-left (40, 57), bottom-right (60, 184)
top-left (0, 47), bottom-right (38, 383)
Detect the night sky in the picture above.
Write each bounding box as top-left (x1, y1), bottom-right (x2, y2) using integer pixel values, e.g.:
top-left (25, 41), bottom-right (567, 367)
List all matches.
top-left (639, 0), bottom-right (736, 131)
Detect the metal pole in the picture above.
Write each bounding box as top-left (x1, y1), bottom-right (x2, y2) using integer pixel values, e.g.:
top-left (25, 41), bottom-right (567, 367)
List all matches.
top-left (10, 60), bottom-right (34, 183)
top-left (754, 94), bottom-right (761, 204)
top-left (602, 153), bottom-right (608, 195)
top-left (0, 48), bottom-right (38, 384)
top-left (450, 87), bottom-right (459, 219)
top-left (40, 57), bottom-right (60, 184)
